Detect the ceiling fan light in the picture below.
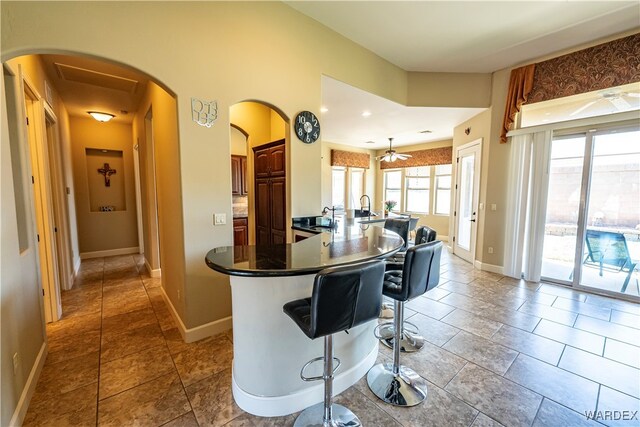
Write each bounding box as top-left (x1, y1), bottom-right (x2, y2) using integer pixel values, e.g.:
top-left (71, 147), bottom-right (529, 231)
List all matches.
top-left (88, 111), bottom-right (115, 122)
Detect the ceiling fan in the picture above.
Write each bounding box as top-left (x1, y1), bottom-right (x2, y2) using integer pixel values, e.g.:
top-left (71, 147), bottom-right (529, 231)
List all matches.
top-left (569, 90), bottom-right (640, 117)
top-left (376, 138), bottom-right (412, 162)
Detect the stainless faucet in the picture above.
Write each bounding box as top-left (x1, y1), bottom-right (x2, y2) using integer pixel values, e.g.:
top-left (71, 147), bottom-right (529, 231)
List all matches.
top-left (322, 206), bottom-right (337, 226)
top-left (360, 195), bottom-right (371, 219)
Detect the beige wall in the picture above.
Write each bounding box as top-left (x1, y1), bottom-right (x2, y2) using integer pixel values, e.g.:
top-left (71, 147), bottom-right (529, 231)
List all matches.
top-left (374, 139), bottom-right (454, 238)
top-left (70, 117), bottom-right (138, 254)
top-left (132, 81), bottom-right (185, 320)
top-left (1, 64), bottom-right (48, 427)
top-left (7, 55), bottom-right (80, 272)
top-left (230, 126), bottom-right (247, 156)
top-left (407, 72), bottom-right (492, 108)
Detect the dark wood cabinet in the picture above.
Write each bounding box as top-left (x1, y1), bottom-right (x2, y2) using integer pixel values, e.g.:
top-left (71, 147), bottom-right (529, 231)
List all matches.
top-left (231, 155), bottom-right (248, 195)
top-left (253, 140), bottom-right (286, 246)
top-left (233, 217), bottom-right (248, 246)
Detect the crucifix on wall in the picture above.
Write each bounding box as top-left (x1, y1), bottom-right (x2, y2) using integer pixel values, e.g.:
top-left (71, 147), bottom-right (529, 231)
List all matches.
top-left (98, 163), bottom-right (117, 187)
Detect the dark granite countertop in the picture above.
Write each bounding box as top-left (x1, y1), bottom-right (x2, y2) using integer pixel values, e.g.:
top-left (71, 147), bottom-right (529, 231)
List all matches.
top-left (205, 223), bottom-right (403, 277)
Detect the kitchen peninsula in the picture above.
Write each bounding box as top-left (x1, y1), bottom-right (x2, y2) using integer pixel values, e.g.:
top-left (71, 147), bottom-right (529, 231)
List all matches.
top-left (205, 223), bottom-right (403, 416)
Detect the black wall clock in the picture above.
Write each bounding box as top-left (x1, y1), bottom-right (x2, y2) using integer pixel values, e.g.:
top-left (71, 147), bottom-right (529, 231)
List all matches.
top-left (294, 111), bottom-right (320, 144)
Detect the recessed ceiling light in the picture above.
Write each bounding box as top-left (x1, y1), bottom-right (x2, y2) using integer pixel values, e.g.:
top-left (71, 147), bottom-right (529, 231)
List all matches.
top-left (320, 107), bottom-right (328, 113)
top-left (362, 111), bottom-right (371, 117)
top-left (419, 130), bottom-right (432, 133)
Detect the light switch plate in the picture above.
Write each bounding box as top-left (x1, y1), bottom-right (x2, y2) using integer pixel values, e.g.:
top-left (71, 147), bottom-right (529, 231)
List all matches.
top-left (214, 213), bottom-right (226, 225)
top-left (491, 204), bottom-right (497, 211)
top-left (479, 202), bottom-right (484, 210)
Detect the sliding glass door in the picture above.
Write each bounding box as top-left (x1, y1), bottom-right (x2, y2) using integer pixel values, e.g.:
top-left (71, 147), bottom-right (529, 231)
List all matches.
top-left (541, 126), bottom-right (640, 298)
top-left (541, 136), bottom-right (585, 283)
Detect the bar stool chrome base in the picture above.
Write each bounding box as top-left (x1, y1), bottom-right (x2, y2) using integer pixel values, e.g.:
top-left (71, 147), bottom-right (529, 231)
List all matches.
top-left (375, 322), bottom-right (424, 352)
top-left (366, 362), bottom-right (427, 407)
top-left (293, 402), bottom-right (361, 427)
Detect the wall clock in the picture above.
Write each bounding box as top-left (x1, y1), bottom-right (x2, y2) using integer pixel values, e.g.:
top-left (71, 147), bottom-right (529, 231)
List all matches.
top-left (294, 111), bottom-right (320, 144)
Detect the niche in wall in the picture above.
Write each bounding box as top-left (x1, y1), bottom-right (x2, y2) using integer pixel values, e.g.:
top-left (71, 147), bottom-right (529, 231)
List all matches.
top-left (86, 148), bottom-right (126, 212)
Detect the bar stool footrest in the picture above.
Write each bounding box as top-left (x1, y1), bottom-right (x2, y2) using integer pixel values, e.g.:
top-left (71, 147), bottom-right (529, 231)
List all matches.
top-left (300, 356), bottom-right (341, 382)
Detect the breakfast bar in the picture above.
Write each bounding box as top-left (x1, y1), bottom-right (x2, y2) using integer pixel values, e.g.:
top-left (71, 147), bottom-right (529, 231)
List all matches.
top-left (205, 224), bottom-right (403, 416)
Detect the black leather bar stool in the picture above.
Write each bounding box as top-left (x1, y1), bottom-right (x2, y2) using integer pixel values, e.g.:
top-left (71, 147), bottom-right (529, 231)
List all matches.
top-left (414, 225), bottom-right (437, 246)
top-left (380, 218), bottom-right (411, 319)
top-left (368, 241), bottom-right (443, 406)
top-left (283, 260), bottom-right (385, 427)
top-left (378, 225), bottom-right (438, 349)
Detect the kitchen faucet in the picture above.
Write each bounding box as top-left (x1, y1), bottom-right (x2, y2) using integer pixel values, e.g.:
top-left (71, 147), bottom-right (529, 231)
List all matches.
top-left (360, 195), bottom-right (371, 219)
top-left (322, 206), bottom-right (337, 226)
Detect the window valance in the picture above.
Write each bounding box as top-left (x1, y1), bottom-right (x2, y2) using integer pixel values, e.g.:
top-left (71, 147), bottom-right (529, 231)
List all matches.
top-left (331, 149), bottom-right (370, 169)
top-left (379, 146), bottom-right (452, 170)
top-left (500, 33), bottom-right (640, 144)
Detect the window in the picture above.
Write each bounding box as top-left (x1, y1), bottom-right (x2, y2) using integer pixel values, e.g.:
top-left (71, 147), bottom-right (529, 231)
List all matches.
top-left (331, 167), bottom-right (345, 209)
top-left (434, 164), bottom-right (452, 215)
top-left (382, 164), bottom-right (453, 215)
top-left (405, 167), bottom-right (430, 214)
top-left (383, 170), bottom-right (402, 211)
top-left (349, 168), bottom-right (365, 209)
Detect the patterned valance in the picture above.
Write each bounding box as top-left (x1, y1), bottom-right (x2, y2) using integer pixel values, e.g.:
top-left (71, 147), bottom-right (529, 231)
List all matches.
top-left (528, 33), bottom-right (640, 104)
top-left (379, 146), bottom-right (452, 170)
top-left (501, 33), bottom-right (640, 144)
top-left (331, 149), bottom-right (370, 169)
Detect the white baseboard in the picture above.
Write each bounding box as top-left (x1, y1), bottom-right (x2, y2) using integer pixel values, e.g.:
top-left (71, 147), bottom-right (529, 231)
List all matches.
top-left (144, 259), bottom-right (161, 278)
top-left (159, 286), bottom-right (232, 343)
top-left (439, 235), bottom-right (449, 243)
top-left (80, 246), bottom-right (139, 260)
top-left (9, 342), bottom-right (48, 427)
top-left (474, 260), bottom-right (505, 275)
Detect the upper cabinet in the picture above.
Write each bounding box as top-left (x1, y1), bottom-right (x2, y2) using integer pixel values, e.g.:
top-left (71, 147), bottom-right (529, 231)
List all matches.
top-left (231, 155), bottom-right (248, 195)
top-left (254, 139), bottom-right (285, 178)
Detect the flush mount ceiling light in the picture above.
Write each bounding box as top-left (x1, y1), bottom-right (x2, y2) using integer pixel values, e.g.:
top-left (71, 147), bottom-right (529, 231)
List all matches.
top-left (88, 111), bottom-right (115, 122)
top-left (320, 106), bottom-right (329, 113)
top-left (361, 111), bottom-right (372, 117)
top-left (376, 138), bottom-right (412, 162)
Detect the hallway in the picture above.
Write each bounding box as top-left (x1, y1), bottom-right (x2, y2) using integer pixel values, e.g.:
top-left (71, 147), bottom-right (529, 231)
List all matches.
top-left (23, 252), bottom-right (640, 426)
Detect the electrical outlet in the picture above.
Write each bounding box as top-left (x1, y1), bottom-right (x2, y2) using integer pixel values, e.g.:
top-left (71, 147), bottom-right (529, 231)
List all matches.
top-left (13, 353), bottom-right (19, 374)
top-left (488, 247), bottom-right (494, 254)
top-left (177, 289), bottom-right (181, 301)
top-left (214, 213), bottom-right (226, 225)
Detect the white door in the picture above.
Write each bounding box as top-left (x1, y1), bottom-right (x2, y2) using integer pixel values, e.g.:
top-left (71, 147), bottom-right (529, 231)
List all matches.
top-left (454, 140), bottom-right (481, 263)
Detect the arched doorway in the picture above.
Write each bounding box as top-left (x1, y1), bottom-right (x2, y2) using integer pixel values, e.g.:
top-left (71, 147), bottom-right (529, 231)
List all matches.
top-left (229, 101), bottom-right (291, 245)
top-left (2, 51), bottom-right (179, 321)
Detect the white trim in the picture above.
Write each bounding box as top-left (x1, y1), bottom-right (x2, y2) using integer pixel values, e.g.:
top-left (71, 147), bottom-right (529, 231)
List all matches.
top-left (474, 260), bottom-right (505, 275)
top-left (438, 235), bottom-right (449, 243)
top-left (9, 342), bottom-right (48, 427)
top-left (80, 246), bottom-right (139, 259)
top-left (231, 343), bottom-right (378, 417)
top-left (507, 110), bottom-right (639, 137)
top-left (159, 286), bottom-right (231, 343)
top-left (73, 256), bottom-right (81, 276)
top-left (144, 259), bottom-right (161, 278)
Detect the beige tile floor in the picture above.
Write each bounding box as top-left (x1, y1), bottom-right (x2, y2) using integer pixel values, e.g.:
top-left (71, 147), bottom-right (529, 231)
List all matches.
top-left (23, 252), bottom-right (640, 427)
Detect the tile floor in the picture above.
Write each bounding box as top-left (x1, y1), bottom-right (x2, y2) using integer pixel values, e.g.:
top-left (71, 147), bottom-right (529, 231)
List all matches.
top-left (23, 251), bottom-right (640, 427)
